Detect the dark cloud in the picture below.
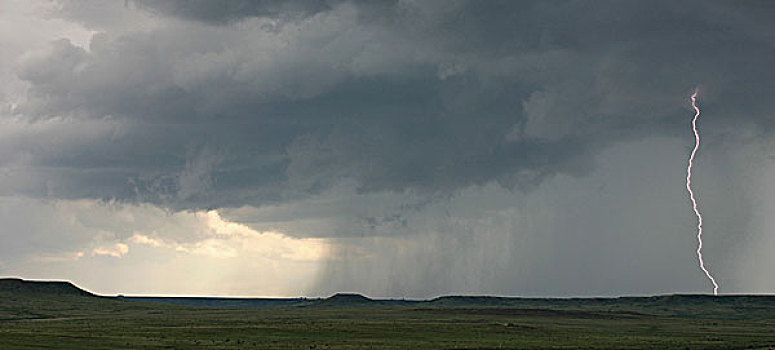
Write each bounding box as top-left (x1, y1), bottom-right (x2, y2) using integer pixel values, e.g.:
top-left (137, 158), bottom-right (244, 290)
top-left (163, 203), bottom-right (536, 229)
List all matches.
top-left (12, 0), bottom-right (774, 212)
top-left (5, 0), bottom-right (775, 295)
top-left (132, 0), bottom-right (333, 24)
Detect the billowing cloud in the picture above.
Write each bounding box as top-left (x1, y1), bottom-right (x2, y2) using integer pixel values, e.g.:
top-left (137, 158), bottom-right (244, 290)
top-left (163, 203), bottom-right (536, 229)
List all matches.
top-left (2, 0), bottom-right (775, 296)
top-left (55, 0), bottom-right (331, 28)
top-left (0, 196), bottom-right (328, 295)
top-left (6, 0), bottom-right (774, 212)
top-left (10, 2), bottom-right (771, 208)
top-left (92, 243), bottom-right (129, 258)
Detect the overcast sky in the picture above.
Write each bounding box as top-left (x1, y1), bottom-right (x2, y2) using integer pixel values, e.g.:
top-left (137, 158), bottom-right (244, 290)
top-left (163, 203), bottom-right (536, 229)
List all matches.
top-left (0, 0), bottom-right (774, 297)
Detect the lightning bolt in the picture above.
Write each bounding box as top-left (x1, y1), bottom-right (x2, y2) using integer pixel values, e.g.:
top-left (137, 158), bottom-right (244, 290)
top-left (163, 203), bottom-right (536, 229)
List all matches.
top-left (685, 89), bottom-right (719, 296)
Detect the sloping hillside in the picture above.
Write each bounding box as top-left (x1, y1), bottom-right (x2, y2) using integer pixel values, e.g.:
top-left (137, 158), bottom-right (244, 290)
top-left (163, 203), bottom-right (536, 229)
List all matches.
top-left (0, 278), bottom-right (94, 297)
top-left (0, 278), bottom-right (153, 321)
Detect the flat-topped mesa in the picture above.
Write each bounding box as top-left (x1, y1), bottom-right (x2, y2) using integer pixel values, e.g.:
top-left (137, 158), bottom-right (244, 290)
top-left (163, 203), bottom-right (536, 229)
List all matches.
top-left (322, 293), bottom-right (373, 305)
top-left (0, 278), bottom-right (94, 297)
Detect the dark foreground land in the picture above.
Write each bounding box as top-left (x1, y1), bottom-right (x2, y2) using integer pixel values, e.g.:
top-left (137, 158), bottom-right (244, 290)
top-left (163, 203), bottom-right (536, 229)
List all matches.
top-left (0, 279), bottom-right (773, 349)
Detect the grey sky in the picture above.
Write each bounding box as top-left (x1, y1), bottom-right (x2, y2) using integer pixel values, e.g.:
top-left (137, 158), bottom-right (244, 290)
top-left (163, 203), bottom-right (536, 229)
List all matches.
top-left (0, 0), bottom-right (773, 297)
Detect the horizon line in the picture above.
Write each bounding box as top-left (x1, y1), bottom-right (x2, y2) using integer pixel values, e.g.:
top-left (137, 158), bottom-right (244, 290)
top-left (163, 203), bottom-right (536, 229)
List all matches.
top-left (3, 276), bottom-right (774, 299)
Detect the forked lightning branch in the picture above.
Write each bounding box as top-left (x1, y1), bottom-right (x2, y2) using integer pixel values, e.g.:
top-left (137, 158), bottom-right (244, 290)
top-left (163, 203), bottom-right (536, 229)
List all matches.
top-left (685, 89), bottom-right (720, 296)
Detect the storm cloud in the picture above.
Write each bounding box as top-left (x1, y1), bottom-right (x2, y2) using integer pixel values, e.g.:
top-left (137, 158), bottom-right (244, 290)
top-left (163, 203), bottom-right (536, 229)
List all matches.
top-left (1, 0), bottom-right (774, 296)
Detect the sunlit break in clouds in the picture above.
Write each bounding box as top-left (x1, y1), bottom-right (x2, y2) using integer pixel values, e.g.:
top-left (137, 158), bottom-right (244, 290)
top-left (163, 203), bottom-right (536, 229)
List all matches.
top-left (1, 0), bottom-right (774, 297)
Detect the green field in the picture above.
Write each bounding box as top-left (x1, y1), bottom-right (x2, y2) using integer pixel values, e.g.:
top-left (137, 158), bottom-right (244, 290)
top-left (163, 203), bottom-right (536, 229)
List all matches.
top-left (1, 279), bottom-right (773, 349)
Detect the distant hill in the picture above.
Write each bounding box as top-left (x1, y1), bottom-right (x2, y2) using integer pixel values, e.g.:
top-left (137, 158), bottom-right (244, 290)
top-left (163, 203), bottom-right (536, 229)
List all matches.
top-left (319, 293), bottom-right (374, 306)
top-left (2, 280), bottom-right (774, 349)
top-left (0, 278), bottom-right (94, 297)
top-left (0, 278), bottom-right (140, 322)
top-left (2, 277), bottom-right (775, 320)
top-left (123, 293), bottom-right (420, 309)
top-left (128, 293), bottom-right (381, 309)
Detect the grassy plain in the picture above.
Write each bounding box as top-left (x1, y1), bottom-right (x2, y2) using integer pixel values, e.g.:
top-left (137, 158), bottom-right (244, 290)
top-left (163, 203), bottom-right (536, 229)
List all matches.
top-left (0, 279), bottom-right (773, 349)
